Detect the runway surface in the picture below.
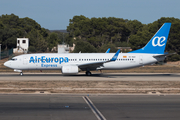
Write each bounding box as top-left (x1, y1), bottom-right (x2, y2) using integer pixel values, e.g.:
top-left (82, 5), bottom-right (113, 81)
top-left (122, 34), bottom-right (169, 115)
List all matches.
top-left (0, 94), bottom-right (180, 120)
top-left (0, 73), bottom-right (180, 81)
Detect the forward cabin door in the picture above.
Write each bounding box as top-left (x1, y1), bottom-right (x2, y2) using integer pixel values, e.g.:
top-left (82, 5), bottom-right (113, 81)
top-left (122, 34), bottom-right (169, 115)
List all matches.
top-left (23, 56), bottom-right (28, 65)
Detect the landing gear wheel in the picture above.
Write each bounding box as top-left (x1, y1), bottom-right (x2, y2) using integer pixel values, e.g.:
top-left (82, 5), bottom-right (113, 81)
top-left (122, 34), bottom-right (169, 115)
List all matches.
top-left (86, 71), bottom-right (92, 76)
top-left (20, 72), bottom-right (23, 76)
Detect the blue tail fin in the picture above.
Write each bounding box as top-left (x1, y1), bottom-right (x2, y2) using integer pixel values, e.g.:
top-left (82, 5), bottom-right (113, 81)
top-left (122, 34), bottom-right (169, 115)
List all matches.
top-left (129, 23), bottom-right (171, 54)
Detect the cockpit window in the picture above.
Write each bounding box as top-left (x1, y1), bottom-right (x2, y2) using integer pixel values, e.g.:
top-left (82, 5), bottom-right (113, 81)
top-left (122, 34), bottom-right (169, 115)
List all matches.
top-left (11, 58), bottom-right (17, 61)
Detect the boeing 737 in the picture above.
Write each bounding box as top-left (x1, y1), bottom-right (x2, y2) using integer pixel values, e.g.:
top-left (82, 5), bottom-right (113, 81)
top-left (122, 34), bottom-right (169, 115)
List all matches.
top-left (4, 23), bottom-right (171, 76)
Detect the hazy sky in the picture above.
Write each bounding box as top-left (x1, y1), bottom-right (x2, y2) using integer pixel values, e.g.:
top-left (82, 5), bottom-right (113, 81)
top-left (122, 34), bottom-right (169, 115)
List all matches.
top-left (0, 0), bottom-right (179, 30)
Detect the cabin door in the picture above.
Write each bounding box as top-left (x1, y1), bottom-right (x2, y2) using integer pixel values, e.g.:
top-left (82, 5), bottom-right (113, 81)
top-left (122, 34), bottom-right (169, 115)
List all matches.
top-left (139, 56), bottom-right (143, 64)
top-left (23, 56), bottom-right (28, 65)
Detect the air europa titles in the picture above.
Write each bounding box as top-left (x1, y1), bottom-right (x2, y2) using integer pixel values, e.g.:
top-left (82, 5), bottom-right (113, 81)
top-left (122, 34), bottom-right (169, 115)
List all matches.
top-left (29, 56), bottom-right (69, 68)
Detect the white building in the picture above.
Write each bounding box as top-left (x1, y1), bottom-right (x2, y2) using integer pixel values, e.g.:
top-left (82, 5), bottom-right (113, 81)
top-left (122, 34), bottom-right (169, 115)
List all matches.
top-left (13, 38), bottom-right (29, 53)
top-left (57, 44), bottom-right (75, 53)
top-left (58, 44), bottom-right (69, 53)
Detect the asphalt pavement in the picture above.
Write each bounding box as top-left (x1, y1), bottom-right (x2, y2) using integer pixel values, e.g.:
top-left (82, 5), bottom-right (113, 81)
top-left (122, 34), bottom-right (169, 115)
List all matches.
top-left (0, 94), bottom-right (180, 120)
top-left (0, 73), bottom-right (180, 81)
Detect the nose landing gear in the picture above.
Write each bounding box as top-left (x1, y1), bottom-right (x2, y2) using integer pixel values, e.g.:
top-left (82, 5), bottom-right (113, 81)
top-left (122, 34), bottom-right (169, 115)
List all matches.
top-left (14, 69), bottom-right (23, 76)
top-left (20, 72), bottom-right (23, 76)
top-left (86, 71), bottom-right (92, 76)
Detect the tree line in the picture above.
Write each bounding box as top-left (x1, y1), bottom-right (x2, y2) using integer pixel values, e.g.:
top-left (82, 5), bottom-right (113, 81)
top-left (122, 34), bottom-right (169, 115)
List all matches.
top-left (0, 14), bottom-right (180, 61)
top-left (0, 14), bottom-right (65, 52)
top-left (67, 15), bottom-right (180, 61)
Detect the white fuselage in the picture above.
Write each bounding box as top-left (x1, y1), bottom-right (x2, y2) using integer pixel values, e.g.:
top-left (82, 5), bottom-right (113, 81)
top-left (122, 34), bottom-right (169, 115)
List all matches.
top-left (4, 53), bottom-right (165, 71)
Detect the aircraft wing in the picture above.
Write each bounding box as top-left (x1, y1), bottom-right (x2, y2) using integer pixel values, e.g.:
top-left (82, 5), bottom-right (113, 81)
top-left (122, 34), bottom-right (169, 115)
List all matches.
top-left (78, 61), bottom-right (106, 70)
top-left (78, 49), bottom-right (120, 71)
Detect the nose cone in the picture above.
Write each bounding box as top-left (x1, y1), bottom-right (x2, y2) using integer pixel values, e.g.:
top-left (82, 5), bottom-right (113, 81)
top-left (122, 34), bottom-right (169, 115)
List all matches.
top-left (4, 61), bottom-right (7, 67)
top-left (4, 61), bottom-right (10, 68)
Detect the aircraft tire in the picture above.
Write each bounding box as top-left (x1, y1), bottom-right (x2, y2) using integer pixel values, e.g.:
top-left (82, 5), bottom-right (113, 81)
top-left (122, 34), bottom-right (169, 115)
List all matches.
top-left (20, 72), bottom-right (23, 76)
top-left (86, 71), bottom-right (91, 76)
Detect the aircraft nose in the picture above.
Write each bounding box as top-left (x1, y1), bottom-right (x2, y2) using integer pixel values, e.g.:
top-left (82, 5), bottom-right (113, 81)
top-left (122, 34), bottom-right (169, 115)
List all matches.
top-left (4, 61), bottom-right (10, 67)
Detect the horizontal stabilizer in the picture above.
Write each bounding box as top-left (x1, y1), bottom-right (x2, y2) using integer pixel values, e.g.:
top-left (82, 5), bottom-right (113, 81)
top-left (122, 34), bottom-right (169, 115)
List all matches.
top-left (153, 52), bottom-right (176, 57)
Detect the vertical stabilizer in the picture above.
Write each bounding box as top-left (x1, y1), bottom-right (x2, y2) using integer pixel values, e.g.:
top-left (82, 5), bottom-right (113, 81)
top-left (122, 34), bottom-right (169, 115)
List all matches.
top-left (130, 23), bottom-right (171, 54)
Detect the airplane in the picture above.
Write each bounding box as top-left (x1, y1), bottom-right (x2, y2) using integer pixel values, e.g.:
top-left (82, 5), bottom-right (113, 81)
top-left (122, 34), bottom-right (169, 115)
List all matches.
top-left (4, 23), bottom-right (171, 76)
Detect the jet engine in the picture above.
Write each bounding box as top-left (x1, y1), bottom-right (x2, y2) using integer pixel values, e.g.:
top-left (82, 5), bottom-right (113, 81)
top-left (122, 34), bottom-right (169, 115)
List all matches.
top-left (62, 65), bottom-right (78, 74)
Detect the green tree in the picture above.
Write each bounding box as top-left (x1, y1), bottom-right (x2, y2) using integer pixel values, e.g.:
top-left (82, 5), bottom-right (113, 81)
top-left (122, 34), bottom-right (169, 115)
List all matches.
top-left (127, 20), bottom-right (143, 35)
top-left (47, 32), bottom-right (61, 51)
top-left (0, 14), bottom-right (49, 51)
top-left (67, 15), bottom-right (131, 50)
top-left (129, 25), bottom-right (153, 50)
top-left (73, 40), bottom-right (97, 53)
top-left (28, 46), bottom-right (36, 53)
top-left (99, 43), bottom-right (117, 53)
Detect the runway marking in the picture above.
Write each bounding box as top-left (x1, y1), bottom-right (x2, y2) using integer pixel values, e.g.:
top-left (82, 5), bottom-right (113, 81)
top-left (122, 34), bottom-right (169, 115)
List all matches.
top-left (83, 96), bottom-right (106, 120)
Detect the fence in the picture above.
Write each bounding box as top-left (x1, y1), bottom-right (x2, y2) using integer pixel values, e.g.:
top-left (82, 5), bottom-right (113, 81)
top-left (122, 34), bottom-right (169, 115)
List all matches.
top-left (0, 48), bottom-right (13, 59)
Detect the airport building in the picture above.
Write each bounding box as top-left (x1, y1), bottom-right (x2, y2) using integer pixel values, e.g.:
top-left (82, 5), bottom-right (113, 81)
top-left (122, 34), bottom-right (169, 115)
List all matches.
top-left (57, 43), bottom-right (75, 53)
top-left (13, 38), bottom-right (29, 54)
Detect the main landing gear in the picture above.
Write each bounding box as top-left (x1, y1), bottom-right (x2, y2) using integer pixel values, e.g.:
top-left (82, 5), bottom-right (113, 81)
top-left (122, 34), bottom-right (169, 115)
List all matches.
top-left (86, 71), bottom-right (92, 76)
top-left (20, 72), bottom-right (23, 76)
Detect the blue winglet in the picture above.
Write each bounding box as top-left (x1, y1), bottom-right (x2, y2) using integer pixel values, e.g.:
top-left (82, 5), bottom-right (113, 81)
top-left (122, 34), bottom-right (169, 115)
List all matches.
top-left (110, 49), bottom-right (120, 61)
top-left (105, 48), bottom-right (110, 53)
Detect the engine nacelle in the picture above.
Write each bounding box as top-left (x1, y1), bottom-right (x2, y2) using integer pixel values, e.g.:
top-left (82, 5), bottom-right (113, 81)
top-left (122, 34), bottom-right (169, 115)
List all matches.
top-left (62, 66), bottom-right (78, 74)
